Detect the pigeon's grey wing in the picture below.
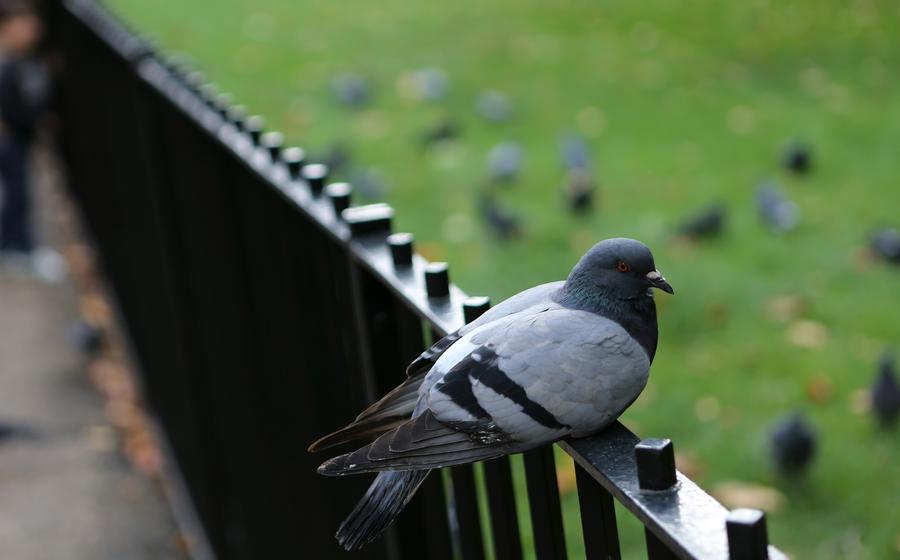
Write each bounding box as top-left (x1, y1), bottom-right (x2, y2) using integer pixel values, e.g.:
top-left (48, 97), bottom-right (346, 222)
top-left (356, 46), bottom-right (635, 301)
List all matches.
top-left (405, 281), bottom-right (564, 378)
top-left (429, 307), bottom-right (651, 443)
top-left (317, 411), bottom-right (511, 475)
top-left (319, 304), bottom-right (650, 474)
top-left (313, 282), bottom-right (566, 451)
top-left (309, 373), bottom-right (425, 452)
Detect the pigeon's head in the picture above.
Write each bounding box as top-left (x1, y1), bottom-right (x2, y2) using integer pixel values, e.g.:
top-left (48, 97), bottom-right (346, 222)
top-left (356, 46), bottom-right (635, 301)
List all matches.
top-left (568, 238), bottom-right (674, 299)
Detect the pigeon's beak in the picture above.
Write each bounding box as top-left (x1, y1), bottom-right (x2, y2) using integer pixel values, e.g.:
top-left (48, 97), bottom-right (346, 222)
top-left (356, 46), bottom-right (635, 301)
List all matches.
top-left (646, 270), bottom-right (674, 295)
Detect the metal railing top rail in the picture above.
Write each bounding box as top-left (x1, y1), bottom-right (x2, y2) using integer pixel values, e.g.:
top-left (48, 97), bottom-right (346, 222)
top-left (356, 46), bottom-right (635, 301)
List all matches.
top-left (62, 1), bottom-right (788, 557)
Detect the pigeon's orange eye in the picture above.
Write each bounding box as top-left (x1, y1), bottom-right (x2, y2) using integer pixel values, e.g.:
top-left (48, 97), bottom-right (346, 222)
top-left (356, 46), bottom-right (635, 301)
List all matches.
top-left (617, 261), bottom-right (630, 272)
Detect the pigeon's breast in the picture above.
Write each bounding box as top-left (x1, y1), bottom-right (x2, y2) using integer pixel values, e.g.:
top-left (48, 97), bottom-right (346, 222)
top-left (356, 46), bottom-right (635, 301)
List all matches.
top-left (500, 314), bottom-right (652, 438)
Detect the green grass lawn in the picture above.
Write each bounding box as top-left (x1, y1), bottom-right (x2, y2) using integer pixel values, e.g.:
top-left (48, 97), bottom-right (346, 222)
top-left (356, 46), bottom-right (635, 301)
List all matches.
top-left (104, 0), bottom-right (900, 557)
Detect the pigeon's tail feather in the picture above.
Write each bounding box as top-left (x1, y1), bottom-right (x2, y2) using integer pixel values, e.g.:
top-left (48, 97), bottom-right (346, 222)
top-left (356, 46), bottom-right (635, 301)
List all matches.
top-left (309, 373), bottom-right (425, 452)
top-left (336, 469), bottom-right (430, 550)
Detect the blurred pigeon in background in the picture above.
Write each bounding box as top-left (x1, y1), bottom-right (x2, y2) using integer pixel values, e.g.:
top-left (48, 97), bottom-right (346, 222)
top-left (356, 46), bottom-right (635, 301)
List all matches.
top-left (560, 132), bottom-right (592, 171)
top-left (559, 133), bottom-right (596, 213)
top-left (411, 67), bottom-right (449, 102)
top-left (309, 238), bottom-right (674, 549)
top-left (332, 73), bottom-right (371, 108)
top-left (675, 203), bottom-right (726, 239)
top-left (487, 141), bottom-right (523, 184)
top-left (421, 119), bottom-right (460, 148)
top-left (756, 182), bottom-right (798, 232)
top-left (479, 192), bottom-right (522, 240)
top-left (871, 350), bottom-right (900, 428)
top-left (563, 168), bottom-right (595, 214)
top-left (67, 320), bottom-right (104, 356)
top-left (770, 412), bottom-right (817, 475)
top-left (783, 142), bottom-right (812, 175)
top-left (476, 90), bottom-right (512, 122)
top-left (870, 228), bottom-right (900, 265)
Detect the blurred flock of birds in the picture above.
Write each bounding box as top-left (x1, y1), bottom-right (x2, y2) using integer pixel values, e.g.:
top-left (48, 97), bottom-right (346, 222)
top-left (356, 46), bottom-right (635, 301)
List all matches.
top-left (326, 68), bottom-right (599, 239)
top-left (324, 67), bottom-right (900, 481)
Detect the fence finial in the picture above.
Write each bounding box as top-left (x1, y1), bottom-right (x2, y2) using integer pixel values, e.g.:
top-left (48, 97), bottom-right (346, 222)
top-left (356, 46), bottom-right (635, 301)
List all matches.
top-left (245, 115), bottom-right (265, 146)
top-left (326, 183), bottom-right (353, 217)
top-left (387, 233), bottom-right (413, 268)
top-left (635, 438), bottom-right (677, 490)
top-left (302, 164), bottom-right (329, 196)
top-left (425, 263), bottom-right (450, 299)
top-left (463, 296), bottom-right (490, 323)
top-left (261, 131), bottom-right (284, 163)
top-left (727, 508), bottom-right (769, 560)
top-left (342, 204), bottom-right (394, 237)
top-left (283, 147), bottom-right (305, 180)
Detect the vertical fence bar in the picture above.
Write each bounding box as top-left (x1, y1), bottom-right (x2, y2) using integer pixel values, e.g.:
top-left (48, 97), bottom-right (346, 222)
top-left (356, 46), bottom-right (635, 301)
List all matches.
top-left (424, 267), bottom-right (484, 560)
top-left (463, 298), bottom-right (523, 560)
top-left (345, 208), bottom-right (454, 560)
top-left (523, 448), bottom-right (568, 560)
top-left (636, 439), bottom-right (679, 560)
top-left (574, 463), bottom-right (621, 560)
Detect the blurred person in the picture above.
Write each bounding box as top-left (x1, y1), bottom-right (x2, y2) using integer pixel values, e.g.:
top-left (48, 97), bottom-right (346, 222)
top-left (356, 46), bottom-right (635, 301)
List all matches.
top-left (0, 0), bottom-right (53, 277)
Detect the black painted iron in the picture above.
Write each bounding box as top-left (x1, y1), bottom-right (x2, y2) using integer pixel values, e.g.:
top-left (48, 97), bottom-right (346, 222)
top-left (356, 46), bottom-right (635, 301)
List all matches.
top-left (726, 509), bottom-right (769, 560)
top-left (325, 182), bottom-right (352, 217)
top-left (245, 115), bottom-right (265, 146)
top-left (343, 204), bottom-right (393, 237)
top-left (261, 131), bottom-right (283, 163)
top-left (462, 296), bottom-right (490, 323)
top-left (425, 262), bottom-right (450, 299)
top-left (302, 163), bottom-right (328, 196)
top-left (635, 438), bottom-right (677, 491)
top-left (226, 104), bottom-right (246, 131)
top-left (283, 147), bottom-right (305, 180)
top-left (387, 233), bottom-right (414, 268)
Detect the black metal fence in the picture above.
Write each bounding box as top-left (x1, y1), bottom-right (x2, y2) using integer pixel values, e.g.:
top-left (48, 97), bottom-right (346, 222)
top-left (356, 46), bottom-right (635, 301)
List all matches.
top-left (48, 1), bottom-right (787, 559)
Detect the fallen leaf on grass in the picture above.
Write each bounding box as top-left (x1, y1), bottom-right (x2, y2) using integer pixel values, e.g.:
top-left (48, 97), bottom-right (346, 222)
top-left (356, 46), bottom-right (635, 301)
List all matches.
top-left (805, 374), bottom-right (832, 404)
top-left (849, 389), bottom-right (871, 415)
top-left (787, 320), bottom-right (829, 349)
top-left (765, 295), bottom-right (806, 323)
top-left (712, 481), bottom-right (785, 513)
top-left (675, 451), bottom-right (705, 479)
top-left (694, 396), bottom-right (720, 422)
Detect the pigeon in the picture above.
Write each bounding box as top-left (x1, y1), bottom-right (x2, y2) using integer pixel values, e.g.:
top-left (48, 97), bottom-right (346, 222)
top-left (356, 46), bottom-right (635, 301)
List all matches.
top-left (421, 119), bottom-right (460, 148)
top-left (871, 350), bottom-right (900, 427)
top-left (675, 203), bottom-right (726, 239)
top-left (783, 142), bottom-right (812, 175)
top-left (309, 238), bottom-right (674, 550)
top-left (558, 133), bottom-right (596, 213)
top-left (870, 228), bottom-right (900, 265)
top-left (770, 412), bottom-right (817, 475)
top-left (476, 90), bottom-right (512, 122)
top-left (412, 67), bottom-right (449, 102)
top-left (756, 182), bottom-right (798, 232)
top-left (332, 73), bottom-right (371, 108)
top-left (560, 132), bottom-right (592, 171)
top-left (487, 141), bottom-right (523, 184)
top-left (563, 168), bottom-right (596, 214)
top-left (479, 193), bottom-right (522, 240)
